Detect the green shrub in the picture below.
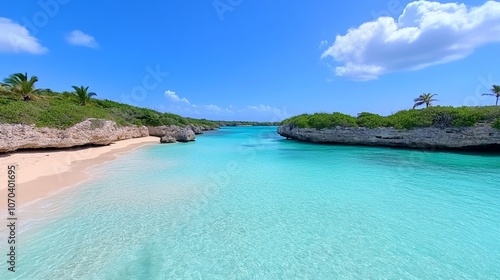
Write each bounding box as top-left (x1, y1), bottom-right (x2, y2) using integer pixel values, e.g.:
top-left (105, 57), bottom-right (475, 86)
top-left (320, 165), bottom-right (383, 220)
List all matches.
top-left (132, 119), bottom-right (143, 126)
top-left (308, 113), bottom-right (333, 129)
top-left (282, 113), bottom-right (357, 129)
top-left (356, 112), bottom-right (389, 128)
top-left (387, 109), bottom-right (433, 129)
top-left (282, 106), bottom-right (500, 130)
top-left (493, 118), bottom-right (500, 129)
top-left (281, 114), bottom-right (310, 128)
top-left (0, 93), bottom-right (220, 129)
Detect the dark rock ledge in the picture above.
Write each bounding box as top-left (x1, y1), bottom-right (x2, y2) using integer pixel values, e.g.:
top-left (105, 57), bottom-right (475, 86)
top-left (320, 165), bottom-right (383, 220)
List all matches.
top-left (277, 123), bottom-right (500, 151)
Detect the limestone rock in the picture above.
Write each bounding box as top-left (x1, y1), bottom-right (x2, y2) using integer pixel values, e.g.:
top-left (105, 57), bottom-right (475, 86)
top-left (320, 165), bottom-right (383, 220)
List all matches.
top-left (189, 124), bottom-right (203, 135)
top-left (160, 135), bottom-right (177, 143)
top-left (148, 125), bottom-right (196, 144)
top-left (175, 128), bottom-right (196, 142)
top-left (0, 119), bottom-right (150, 153)
top-left (277, 123), bottom-right (500, 150)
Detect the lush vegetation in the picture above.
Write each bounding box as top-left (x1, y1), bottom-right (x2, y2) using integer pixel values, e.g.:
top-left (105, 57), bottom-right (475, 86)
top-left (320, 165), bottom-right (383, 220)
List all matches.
top-left (282, 106), bottom-right (500, 130)
top-left (0, 71), bottom-right (220, 129)
top-left (0, 72), bottom-right (279, 129)
top-left (0, 91), bottom-right (221, 129)
top-left (1, 72), bottom-right (498, 130)
top-left (494, 118), bottom-right (500, 129)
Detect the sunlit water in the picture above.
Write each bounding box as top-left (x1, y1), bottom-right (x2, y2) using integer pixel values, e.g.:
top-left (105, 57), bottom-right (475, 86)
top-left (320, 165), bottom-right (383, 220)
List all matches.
top-left (1, 126), bottom-right (499, 279)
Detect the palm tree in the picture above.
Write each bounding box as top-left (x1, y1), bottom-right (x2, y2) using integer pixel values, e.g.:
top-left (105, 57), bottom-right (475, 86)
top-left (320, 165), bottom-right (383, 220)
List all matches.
top-left (482, 85), bottom-right (500, 106)
top-left (2, 72), bottom-right (39, 101)
top-left (71, 85), bottom-right (96, 105)
top-left (413, 93), bottom-right (438, 109)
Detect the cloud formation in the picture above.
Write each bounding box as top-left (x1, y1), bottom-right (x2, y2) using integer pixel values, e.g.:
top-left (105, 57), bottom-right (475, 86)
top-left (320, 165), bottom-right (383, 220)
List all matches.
top-left (0, 17), bottom-right (47, 54)
top-left (321, 1), bottom-right (500, 80)
top-left (165, 90), bottom-right (190, 104)
top-left (247, 104), bottom-right (290, 120)
top-left (163, 91), bottom-right (287, 120)
top-left (66, 30), bottom-right (98, 48)
top-left (164, 90), bottom-right (232, 116)
top-left (319, 40), bottom-right (328, 49)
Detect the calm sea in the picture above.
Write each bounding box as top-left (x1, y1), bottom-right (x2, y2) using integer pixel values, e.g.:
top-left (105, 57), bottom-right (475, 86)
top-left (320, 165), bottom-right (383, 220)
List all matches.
top-left (1, 126), bottom-right (499, 279)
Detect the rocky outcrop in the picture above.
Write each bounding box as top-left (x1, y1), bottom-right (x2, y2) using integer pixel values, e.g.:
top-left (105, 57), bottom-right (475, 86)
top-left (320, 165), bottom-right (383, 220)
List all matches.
top-left (174, 128), bottom-right (196, 142)
top-left (0, 119), bottom-right (149, 153)
top-left (189, 124), bottom-right (204, 135)
top-left (160, 135), bottom-right (177, 143)
top-left (277, 123), bottom-right (500, 150)
top-left (148, 126), bottom-right (196, 143)
top-left (188, 124), bottom-right (218, 134)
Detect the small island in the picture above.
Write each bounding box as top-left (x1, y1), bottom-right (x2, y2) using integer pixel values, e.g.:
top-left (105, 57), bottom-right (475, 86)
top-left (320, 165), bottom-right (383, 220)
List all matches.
top-left (278, 105), bottom-right (500, 151)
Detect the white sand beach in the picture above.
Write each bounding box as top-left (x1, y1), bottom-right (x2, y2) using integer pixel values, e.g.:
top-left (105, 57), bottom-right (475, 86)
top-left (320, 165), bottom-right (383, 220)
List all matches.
top-left (0, 136), bottom-right (159, 204)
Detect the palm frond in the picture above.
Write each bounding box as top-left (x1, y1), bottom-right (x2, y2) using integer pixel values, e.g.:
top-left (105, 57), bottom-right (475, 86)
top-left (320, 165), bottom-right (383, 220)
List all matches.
top-left (491, 85), bottom-right (500, 94)
top-left (413, 101), bottom-right (425, 109)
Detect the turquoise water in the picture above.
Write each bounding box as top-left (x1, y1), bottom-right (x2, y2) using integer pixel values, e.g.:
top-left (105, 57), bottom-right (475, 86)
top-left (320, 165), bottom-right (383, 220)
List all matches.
top-left (1, 126), bottom-right (500, 279)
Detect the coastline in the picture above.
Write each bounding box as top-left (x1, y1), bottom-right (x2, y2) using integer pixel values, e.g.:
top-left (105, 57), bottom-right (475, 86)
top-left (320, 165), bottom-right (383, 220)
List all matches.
top-left (277, 123), bottom-right (500, 151)
top-left (0, 136), bottom-right (159, 205)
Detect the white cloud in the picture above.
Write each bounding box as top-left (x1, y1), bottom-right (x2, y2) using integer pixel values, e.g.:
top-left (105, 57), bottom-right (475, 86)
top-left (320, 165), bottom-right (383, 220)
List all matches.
top-left (0, 17), bottom-right (47, 54)
top-left (247, 104), bottom-right (290, 120)
top-left (66, 30), bottom-right (98, 48)
top-left (193, 104), bottom-right (228, 113)
top-left (164, 90), bottom-right (232, 116)
top-left (322, 1), bottom-right (500, 80)
top-left (248, 104), bottom-right (275, 112)
top-left (165, 90), bottom-right (190, 104)
top-left (319, 40), bottom-right (328, 49)
top-left (162, 91), bottom-right (287, 120)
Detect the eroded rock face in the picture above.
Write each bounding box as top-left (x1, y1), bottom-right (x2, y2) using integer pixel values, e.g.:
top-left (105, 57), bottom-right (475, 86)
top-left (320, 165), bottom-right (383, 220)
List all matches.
top-left (277, 123), bottom-right (500, 150)
top-left (175, 128), bottom-right (196, 142)
top-left (0, 119), bottom-right (150, 153)
top-left (160, 135), bottom-right (177, 143)
top-left (148, 126), bottom-right (195, 143)
top-left (189, 124), bottom-right (203, 135)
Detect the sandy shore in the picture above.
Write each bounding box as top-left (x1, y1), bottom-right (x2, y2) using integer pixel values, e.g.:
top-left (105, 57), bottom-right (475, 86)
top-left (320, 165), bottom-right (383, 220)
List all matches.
top-left (0, 136), bottom-right (159, 205)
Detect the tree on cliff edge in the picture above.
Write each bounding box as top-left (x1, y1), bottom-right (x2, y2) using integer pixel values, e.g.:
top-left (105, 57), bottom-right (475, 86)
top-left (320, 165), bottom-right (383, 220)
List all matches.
top-left (413, 93), bottom-right (438, 109)
top-left (482, 85), bottom-right (500, 106)
top-left (2, 72), bottom-right (39, 101)
top-left (71, 85), bottom-right (97, 106)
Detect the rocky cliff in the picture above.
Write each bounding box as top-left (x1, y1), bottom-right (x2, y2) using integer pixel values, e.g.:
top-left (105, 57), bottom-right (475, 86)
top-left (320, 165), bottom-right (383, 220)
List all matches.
top-left (0, 118), bottom-right (221, 152)
top-left (277, 123), bottom-right (500, 150)
top-left (0, 119), bottom-right (150, 153)
top-left (188, 124), bottom-right (217, 135)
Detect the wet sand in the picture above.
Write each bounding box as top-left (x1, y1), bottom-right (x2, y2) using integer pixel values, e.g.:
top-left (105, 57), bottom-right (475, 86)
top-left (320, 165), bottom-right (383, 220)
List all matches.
top-left (0, 136), bottom-right (159, 205)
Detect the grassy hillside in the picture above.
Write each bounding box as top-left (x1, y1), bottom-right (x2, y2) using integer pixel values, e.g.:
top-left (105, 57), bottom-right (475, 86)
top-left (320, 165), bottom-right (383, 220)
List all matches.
top-left (282, 106), bottom-right (500, 130)
top-left (0, 91), bottom-right (220, 129)
top-left (0, 91), bottom-right (281, 129)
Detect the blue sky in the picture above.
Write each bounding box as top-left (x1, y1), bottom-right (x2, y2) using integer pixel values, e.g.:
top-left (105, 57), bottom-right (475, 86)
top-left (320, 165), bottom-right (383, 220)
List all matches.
top-left (1, 0), bottom-right (500, 121)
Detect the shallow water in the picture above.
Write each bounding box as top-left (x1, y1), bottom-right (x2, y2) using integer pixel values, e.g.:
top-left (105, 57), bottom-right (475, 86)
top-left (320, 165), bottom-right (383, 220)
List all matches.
top-left (1, 126), bottom-right (499, 279)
